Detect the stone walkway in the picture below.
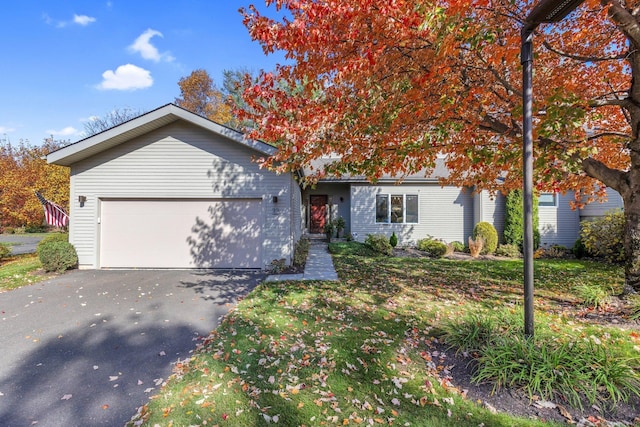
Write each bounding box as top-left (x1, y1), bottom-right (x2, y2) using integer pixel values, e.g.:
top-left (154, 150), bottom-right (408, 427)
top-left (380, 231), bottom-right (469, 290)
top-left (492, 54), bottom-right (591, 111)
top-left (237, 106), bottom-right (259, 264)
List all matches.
top-left (265, 241), bottom-right (339, 282)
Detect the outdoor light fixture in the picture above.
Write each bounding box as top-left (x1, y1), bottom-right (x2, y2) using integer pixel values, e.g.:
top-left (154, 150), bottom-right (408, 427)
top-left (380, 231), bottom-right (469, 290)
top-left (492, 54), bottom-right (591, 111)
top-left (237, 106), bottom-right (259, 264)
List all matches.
top-left (272, 196), bottom-right (278, 203)
top-left (521, 0), bottom-right (585, 338)
top-left (78, 195), bottom-right (87, 205)
top-left (526, 0), bottom-right (586, 24)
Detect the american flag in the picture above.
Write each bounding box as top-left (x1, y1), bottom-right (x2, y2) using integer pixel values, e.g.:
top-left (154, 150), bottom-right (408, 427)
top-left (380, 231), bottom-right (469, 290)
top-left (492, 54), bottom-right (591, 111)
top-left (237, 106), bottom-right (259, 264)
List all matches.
top-left (35, 191), bottom-right (69, 228)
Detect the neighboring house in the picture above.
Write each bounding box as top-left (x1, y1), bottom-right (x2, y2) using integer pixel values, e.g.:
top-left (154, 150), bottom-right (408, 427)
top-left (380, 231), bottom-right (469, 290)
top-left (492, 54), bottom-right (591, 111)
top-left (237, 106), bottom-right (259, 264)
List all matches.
top-left (47, 104), bottom-right (302, 270)
top-left (47, 104), bottom-right (624, 270)
top-left (301, 159), bottom-right (624, 249)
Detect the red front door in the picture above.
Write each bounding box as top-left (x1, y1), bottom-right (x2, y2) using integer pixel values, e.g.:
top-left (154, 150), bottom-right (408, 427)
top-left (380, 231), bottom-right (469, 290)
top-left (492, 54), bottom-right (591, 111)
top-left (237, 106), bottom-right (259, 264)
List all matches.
top-left (310, 195), bottom-right (328, 233)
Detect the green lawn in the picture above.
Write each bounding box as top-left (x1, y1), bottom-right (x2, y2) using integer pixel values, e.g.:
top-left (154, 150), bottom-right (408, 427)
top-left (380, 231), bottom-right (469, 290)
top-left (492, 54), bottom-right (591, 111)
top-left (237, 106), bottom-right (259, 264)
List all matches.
top-left (0, 253), bottom-right (51, 292)
top-left (128, 243), bottom-right (637, 426)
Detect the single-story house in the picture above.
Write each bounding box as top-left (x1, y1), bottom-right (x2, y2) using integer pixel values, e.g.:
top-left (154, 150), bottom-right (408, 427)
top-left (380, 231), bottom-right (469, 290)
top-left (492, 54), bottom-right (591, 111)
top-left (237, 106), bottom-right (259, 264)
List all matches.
top-left (47, 104), bottom-right (302, 269)
top-left (47, 104), bottom-right (623, 270)
top-left (301, 162), bottom-right (623, 249)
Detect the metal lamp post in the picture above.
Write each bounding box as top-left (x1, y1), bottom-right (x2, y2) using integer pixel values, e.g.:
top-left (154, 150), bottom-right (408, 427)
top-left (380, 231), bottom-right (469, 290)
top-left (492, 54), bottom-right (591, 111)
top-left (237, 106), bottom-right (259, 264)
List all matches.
top-left (521, 0), bottom-right (585, 338)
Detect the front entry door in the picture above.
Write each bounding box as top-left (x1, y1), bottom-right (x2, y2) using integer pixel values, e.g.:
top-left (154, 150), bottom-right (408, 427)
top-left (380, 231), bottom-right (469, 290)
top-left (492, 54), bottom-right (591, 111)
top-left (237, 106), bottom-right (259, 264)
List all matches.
top-left (309, 195), bottom-right (328, 233)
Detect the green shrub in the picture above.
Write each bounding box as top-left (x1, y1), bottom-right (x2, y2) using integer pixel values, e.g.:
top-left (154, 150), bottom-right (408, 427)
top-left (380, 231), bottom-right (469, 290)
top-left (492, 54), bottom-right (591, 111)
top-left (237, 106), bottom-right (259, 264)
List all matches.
top-left (328, 241), bottom-right (378, 257)
top-left (504, 190), bottom-right (540, 250)
top-left (269, 258), bottom-right (286, 274)
top-left (495, 243), bottom-right (521, 258)
top-left (450, 241), bottom-right (465, 252)
top-left (389, 232), bottom-right (398, 248)
top-left (416, 237), bottom-right (447, 258)
top-left (545, 245), bottom-right (568, 258)
top-left (580, 209), bottom-right (624, 263)
top-left (365, 234), bottom-right (393, 256)
top-left (37, 233), bottom-right (69, 254)
top-left (293, 238), bottom-right (310, 267)
top-left (572, 238), bottom-right (587, 259)
top-left (25, 224), bottom-right (48, 233)
top-left (0, 243), bottom-right (11, 261)
top-left (323, 222), bottom-right (335, 241)
top-left (38, 241), bottom-right (78, 273)
top-left (473, 222), bottom-right (498, 255)
top-left (333, 217), bottom-right (346, 238)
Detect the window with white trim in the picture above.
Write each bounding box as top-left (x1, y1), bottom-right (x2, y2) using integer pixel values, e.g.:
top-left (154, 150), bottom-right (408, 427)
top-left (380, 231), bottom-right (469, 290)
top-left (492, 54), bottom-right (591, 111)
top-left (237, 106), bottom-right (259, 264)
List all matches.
top-left (538, 192), bottom-right (557, 207)
top-left (375, 194), bottom-right (419, 223)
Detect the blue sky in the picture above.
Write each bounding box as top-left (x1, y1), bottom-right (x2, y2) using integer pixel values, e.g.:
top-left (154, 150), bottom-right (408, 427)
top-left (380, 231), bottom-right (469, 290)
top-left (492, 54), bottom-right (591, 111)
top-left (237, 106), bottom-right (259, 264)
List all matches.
top-left (0, 1), bottom-right (285, 146)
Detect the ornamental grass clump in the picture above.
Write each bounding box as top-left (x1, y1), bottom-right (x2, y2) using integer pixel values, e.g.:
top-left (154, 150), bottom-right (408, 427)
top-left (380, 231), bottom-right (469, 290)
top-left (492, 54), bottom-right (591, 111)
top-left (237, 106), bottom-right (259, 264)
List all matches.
top-left (443, 311), bottom-right (640, 410)
top-left (574, 282), bottom-right (612, 310)
top-left (468, 236), bottom-right (484, 258)
top-left (474, 337), bottom-right (640, 409)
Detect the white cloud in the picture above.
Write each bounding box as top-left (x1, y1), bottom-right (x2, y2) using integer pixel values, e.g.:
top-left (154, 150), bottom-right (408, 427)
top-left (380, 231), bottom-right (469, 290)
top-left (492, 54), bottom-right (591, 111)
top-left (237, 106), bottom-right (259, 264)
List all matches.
top-left (47, 126), bottom-right (80, 137)
top-left (74, 14), bottom-right (96, 26)
top-left (43, 13), bottom-right (96, 28)
top-left (128, 29), bottom-right (174, 62)
top-left (0, 126), bottom-right (16, 134)
top-left (96, 64), bottom-right (153, 91)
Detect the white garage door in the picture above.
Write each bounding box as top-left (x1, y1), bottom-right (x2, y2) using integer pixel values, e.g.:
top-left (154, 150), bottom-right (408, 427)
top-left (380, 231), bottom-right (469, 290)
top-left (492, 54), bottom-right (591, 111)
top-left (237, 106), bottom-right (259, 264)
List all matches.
top-left (99, 199), bottom-right (262, 268)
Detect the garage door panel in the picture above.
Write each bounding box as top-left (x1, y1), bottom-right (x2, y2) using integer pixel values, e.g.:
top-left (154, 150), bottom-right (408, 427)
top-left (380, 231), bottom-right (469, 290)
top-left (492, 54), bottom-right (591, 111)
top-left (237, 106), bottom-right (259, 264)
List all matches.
top-left (100, 199), bottom-right (262, 268)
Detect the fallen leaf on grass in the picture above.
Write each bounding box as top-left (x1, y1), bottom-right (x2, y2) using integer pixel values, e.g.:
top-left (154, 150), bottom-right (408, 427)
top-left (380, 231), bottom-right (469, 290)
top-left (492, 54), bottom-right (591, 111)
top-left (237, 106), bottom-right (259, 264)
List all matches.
top-left (557, 405), bottom-right (573, 422)
top-left (533, 400), bottom-right (556, 409)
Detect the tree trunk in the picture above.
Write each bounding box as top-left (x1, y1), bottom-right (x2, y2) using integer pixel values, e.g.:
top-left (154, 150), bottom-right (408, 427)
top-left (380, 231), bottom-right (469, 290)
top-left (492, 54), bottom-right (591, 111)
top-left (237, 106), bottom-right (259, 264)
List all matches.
top-left (623, 193), bottom-right (640, 294)
top-left (581, 157), bottom-right (639, 294)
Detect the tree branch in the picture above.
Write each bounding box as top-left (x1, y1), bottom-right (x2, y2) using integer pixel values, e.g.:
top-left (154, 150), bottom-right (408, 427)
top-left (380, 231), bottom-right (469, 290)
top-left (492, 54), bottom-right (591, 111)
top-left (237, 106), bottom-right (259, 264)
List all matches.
top-left (541, 40), bottom-right (627, 62)
top-left (581, 156), bottom-right (628, 193)
top-left (589, 97), bottom-right (634, 108)
top-left (585, 131), bottom-right (630, 140)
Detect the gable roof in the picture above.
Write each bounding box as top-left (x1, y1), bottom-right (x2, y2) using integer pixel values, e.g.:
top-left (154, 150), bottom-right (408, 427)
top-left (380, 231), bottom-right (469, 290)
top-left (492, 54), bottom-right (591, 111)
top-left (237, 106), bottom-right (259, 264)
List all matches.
top-left (304, 156), bottom-right (451, 183)
top-left (47, 103), bottom-right (277, 167)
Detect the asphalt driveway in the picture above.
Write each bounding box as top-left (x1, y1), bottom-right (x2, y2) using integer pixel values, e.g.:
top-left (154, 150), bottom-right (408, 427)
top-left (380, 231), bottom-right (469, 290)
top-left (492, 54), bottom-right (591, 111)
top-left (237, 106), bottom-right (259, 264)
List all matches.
top-left (0, 269), bottom-right (265, 426)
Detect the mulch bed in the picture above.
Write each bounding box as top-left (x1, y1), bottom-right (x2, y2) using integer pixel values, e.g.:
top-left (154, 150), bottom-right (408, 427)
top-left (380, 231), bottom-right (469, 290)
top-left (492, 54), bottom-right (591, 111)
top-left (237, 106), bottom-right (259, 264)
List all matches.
top-left (394, 246), bottom-right (640, 425)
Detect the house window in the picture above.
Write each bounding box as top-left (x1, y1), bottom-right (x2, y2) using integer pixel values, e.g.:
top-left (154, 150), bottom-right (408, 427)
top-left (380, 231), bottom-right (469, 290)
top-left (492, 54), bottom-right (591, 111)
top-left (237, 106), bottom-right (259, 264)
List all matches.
top-left (538, 193), bottom-right (557, 207)
top-left (376, 195), bottom-right (389, 223)
top-left (375, 194), bottom-right (419, 223)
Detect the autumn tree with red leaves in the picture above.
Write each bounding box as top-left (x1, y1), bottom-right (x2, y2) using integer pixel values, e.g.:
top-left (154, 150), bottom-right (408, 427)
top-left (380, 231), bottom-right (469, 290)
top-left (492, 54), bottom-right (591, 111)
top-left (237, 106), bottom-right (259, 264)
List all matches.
top-left (239, 0), bottom-right (640, 293)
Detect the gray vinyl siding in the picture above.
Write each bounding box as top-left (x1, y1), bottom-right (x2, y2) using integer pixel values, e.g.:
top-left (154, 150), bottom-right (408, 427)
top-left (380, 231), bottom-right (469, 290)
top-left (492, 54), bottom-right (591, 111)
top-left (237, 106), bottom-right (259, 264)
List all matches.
top-left (473, 191), bottom-right (506, 242)
top-left (538, 192), bottom-right (580, 248)
top-left (291, 181), bottom-right (303, 243)
top-left (579, 187), bottom-right (623, 220)
top-left (69, 121), bottom-right (294, 269)
top-left (350, 184), bottom-right (473, 246)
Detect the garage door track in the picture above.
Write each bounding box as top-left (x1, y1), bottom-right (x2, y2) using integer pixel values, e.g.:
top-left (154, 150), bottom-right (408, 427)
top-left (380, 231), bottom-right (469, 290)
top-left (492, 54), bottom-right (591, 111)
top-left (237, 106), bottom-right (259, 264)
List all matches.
top-left (0, 269), bottom-right (264, 426)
